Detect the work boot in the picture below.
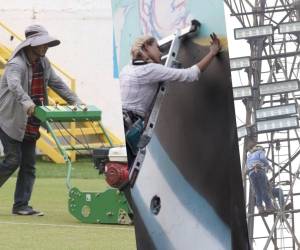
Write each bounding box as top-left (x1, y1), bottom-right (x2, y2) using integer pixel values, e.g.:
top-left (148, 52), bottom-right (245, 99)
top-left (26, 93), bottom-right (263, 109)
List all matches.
top-left (265, 205), bottom-right (276, 214)
top-left (257, 205), bottom-right (265, 214)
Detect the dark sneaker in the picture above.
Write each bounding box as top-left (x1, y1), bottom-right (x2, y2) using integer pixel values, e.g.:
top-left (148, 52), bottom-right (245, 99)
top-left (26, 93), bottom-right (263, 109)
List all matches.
top-left (12, 206), bottom-right (44, 216)
top-left (257, 205), bottom-right (265, 214)
top-left (265, 206), bottom-right (276, 214)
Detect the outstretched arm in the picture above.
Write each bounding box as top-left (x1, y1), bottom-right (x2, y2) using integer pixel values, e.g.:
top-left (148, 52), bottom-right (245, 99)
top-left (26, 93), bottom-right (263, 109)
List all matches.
top-left (196, 33), bottom-right (221, 72)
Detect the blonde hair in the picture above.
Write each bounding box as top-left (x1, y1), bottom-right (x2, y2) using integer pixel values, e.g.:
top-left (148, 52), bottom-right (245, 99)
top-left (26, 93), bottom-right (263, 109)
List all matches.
top-left (131, 35), bottom-right (156, 60)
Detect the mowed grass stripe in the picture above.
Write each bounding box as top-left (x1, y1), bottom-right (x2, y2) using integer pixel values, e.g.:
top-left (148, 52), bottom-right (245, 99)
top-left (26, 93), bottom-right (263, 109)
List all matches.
top-left (0, 160), bottom-right (136, 250)
top-left (0, 223), bottom-right (136, 250)
top-left (0, 220), bottom-right (134, 231)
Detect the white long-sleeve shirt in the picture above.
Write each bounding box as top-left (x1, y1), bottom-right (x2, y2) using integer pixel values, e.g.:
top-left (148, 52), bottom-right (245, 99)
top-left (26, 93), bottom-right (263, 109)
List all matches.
top-left (119, 62), bottom-right (200, 118)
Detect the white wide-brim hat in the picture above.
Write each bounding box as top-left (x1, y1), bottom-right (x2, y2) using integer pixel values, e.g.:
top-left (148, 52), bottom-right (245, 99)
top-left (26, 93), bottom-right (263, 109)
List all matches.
top-left (9, 24), bottom-right (60, 60)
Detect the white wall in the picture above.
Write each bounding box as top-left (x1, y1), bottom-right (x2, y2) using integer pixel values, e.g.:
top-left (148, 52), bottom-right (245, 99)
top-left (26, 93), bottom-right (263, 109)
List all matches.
top-left (0, 0), bottom-right (124, 140)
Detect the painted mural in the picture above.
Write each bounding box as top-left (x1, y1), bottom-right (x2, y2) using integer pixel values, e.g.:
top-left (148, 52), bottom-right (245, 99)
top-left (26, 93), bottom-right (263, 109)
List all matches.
top-left (111, 0), bottom-right (227, 76)
top-left (111, 1), bottom-right (249, 249)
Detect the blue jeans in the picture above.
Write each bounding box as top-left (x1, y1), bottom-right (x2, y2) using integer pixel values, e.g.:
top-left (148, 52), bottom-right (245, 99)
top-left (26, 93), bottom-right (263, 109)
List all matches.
top-left (272, 187), bottom-right (284, 208)
top-left (0, 127), bottom-right (36, 210)
top-left (249, 170), bottom-right (273, 208)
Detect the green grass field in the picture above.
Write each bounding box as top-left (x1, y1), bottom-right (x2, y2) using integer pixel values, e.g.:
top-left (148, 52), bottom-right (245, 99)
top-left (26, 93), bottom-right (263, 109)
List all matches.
top-left (0, 159), bottom-right (136, 250)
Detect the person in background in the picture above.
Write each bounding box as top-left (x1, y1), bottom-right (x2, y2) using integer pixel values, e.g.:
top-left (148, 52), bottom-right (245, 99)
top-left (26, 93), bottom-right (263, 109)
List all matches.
top-left (0, 25), bottom-right (83, 216)
top-left (246, 144), bottom-right (275, 214)
top-left (120, 33), bottom-right (221, 167)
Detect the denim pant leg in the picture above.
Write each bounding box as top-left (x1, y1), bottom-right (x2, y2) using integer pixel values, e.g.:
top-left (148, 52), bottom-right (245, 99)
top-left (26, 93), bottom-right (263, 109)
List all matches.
top-left (250, 172), bottom-right (263, 207)
top-left (13, 139), bottom-right (37, 210)
top-left (272, 187), bottom-right (284, 208)
top-left (258, 171), bottom-right (273, 208)
top-left (0, 128), bottom-right (22, 187)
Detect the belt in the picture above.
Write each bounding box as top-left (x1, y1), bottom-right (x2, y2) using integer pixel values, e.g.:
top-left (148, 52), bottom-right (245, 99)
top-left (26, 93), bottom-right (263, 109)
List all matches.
top-left (247, 164), bottom-right (265, 175)
top-left (253, 165), bottom-right (264, 173)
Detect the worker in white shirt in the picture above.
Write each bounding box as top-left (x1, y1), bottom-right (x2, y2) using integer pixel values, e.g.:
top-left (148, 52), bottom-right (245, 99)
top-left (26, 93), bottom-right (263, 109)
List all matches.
top-left (120, 33), bottom-right (221, 167)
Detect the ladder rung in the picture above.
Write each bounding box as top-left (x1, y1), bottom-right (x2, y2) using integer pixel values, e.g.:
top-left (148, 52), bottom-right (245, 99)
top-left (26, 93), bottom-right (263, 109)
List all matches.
top-left (272, 237), bottom-right (293, 239)
top-left (249, 236), bottom-right (270, 239)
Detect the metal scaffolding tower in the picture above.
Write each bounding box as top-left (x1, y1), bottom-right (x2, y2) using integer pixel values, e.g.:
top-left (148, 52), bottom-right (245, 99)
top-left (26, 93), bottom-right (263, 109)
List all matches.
top-left (224, 0), bottom-right (300, 249)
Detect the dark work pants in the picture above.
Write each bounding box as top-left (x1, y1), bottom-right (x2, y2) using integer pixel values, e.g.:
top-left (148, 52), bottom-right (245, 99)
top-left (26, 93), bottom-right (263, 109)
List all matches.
top-left (249, 170), bottom-right (273, 208)
top-left (125, 141), bottom-right (136, 169)
top-left (272, 187), bottom-right (285, 208)
top-left (0, 127), bottom-right (36, 210)
top-left (123, 113), bottom-right (143, 169)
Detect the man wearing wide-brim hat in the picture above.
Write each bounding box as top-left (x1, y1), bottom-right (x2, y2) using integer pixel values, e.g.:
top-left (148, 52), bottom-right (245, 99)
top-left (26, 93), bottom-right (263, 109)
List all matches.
top-left (0, 24), bottom-right (83, 216)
